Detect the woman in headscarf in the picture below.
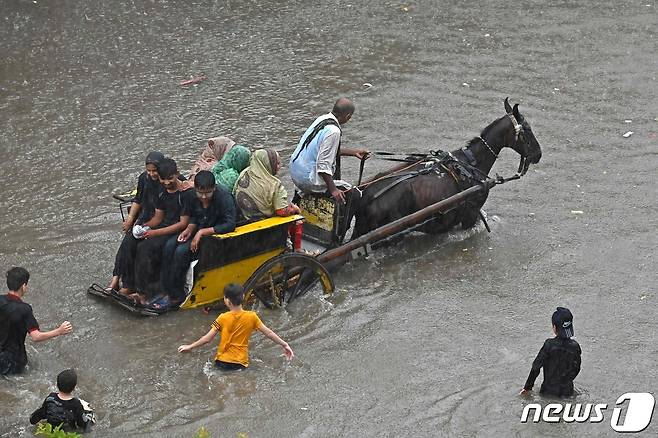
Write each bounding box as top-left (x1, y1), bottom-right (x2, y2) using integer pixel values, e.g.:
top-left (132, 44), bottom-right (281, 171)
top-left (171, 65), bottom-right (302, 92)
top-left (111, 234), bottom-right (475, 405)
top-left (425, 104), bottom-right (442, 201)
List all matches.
top-left (188, 136), bottom-right (235, 180)
top-left (107, 151), bottom-right (165, 292)
top-left (234, 149), bottom-right (303, 250)
top-left (211, 144), bottom-right (251, 192)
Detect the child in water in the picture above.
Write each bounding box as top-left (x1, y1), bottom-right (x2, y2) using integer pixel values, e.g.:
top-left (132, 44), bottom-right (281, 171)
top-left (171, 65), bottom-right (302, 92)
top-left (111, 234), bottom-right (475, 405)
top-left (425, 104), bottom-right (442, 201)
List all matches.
top-left (30, 369), bottom-right (94, 432)
top-left (178, 283), bottom-right (294, 370)
top-left (520, 307), bottom-right (582, 397)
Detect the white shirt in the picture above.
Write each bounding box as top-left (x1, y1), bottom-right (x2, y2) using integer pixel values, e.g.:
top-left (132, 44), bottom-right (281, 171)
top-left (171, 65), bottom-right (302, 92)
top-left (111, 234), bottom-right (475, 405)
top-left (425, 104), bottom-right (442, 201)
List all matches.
top-left (289, 113), bottom-right (346, 193)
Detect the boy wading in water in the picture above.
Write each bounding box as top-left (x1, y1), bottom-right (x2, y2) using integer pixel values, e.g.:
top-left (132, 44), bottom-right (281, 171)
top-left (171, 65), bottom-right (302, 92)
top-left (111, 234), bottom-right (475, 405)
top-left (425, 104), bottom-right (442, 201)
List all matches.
top-left (0, 267), bottom-right (73, 375)
top-left (178, 284), bottom-right (294, 370)
top-left (30, 369), bottom-right (93, 432)
top-left (520, 307), bottom-right (581, 397)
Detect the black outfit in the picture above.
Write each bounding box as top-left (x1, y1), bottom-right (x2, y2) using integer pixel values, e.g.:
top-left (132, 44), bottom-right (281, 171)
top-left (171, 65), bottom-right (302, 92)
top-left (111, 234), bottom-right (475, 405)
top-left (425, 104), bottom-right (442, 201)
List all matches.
top-left (134, 171), bottom-right (164, 224)
top-left (111, 172), bottom-right (163, 289)
top-left (30, 393), bottom-right (90, 431)
top-left (524, 337), bottom-right (582, 397)
top-left (134, 188), bottom-right (194, 297)
top-left (160, 185), bottom-right (236, 302)
top-left (0, 294), bottom-right (39, 375)
top-left (189, 185), bottom-right (237, 234)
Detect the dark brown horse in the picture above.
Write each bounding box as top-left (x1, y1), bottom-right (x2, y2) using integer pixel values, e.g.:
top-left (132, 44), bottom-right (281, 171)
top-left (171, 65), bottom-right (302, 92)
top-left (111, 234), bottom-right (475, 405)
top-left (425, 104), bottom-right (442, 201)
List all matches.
top-left (352, 98), bottom-right (542, 238)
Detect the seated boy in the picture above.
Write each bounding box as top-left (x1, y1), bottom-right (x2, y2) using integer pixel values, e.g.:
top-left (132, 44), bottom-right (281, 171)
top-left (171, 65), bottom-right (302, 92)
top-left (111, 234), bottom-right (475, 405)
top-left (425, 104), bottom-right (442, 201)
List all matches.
top-left (520, 307), bottom-right (582, 397)
top-left (177, 283), bottom-right (294, 370)
top-left (160, 170), bottom-right (236, 306)
top-left (30, 369), bottom-right (93, 432)
top-left (130, 158), bottom-right (194, 304)
top-left (107, 151), bottom-right (165, 293)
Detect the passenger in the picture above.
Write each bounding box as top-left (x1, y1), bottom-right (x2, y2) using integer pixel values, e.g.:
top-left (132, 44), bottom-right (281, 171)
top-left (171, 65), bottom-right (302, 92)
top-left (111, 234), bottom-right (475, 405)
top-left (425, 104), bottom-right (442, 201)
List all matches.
top-left (0, 267), bottom-right (73, 375)
top-left (177, 283), bottom-right (294, 371)
top-left (234, 148), bottom-right (303, 250)
top-left (520, 307), bottom-right (582, 397)
top-left (211, 144), bottom-right (252, 192)
top-left (30, 369), bottom-right (93, 432)
top-left (289, 97), bottom-right (369, 204)
top-left (159, 170), bottom-right (236, 307)
top-left (129, 158), bottom-right (194, 305)
top-left (188, 136), bottom-right (236, 181)
top-left (107, 151), bottom-right (165, 293)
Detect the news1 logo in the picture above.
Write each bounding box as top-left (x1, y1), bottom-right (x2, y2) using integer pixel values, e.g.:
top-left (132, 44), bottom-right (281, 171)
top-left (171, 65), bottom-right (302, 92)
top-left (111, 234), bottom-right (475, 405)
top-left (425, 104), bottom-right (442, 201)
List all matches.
top-left (521, 392), bottom-right (655, 432)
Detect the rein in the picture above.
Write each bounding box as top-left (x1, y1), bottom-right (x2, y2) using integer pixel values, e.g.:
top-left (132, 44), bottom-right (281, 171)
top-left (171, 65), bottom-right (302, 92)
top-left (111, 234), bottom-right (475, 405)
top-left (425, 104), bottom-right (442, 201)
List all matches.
top-left (354, 112), bottom-right (528, 193)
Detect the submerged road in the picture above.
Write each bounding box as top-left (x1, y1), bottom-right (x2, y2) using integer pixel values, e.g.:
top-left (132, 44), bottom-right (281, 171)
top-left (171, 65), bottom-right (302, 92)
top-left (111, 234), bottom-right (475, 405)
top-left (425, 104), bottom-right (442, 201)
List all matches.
top-left (1, 1), bottom-right (656, 436)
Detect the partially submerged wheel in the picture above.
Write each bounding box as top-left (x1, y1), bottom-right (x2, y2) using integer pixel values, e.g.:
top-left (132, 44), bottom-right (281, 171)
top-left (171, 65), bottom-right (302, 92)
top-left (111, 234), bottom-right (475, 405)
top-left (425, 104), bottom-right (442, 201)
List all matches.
top-left (243, 253), bottom-right (334, 309)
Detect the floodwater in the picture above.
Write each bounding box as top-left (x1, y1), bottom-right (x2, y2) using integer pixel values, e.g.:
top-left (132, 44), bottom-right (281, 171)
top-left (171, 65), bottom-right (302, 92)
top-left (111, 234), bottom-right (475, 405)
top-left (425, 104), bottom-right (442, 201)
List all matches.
top-left (1, 0), bottom-right (656, 436)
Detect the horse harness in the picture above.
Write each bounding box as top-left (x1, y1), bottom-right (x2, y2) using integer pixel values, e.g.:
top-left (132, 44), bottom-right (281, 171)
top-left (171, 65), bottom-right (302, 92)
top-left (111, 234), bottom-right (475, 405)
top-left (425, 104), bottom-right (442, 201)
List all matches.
top-left (477, 113), bottom-right (523, 159)
top-left (367, 149), bottom-right (488, 202)
top-left (367, 112), bottom-right (524, 200)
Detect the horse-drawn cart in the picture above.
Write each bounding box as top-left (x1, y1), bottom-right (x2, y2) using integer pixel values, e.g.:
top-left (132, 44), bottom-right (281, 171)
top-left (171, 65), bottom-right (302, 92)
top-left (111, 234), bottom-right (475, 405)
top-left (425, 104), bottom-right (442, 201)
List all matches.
top-left (89, 99), bottom-right (541, 315)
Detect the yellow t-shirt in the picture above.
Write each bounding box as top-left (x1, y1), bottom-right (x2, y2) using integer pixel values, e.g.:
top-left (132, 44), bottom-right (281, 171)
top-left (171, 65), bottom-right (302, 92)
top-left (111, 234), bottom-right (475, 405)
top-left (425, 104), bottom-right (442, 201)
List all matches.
top-left (211, 310), bottom-right (263, 367)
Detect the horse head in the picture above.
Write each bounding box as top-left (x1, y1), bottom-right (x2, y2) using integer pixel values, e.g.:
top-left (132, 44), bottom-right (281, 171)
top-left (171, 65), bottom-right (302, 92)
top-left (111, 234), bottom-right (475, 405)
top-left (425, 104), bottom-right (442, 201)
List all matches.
top-left (504, 97), bottom-right (542, 175)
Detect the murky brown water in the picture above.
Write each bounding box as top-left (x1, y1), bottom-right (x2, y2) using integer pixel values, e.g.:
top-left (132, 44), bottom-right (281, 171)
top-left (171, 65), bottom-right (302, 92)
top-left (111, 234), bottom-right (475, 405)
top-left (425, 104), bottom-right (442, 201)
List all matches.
top-left (1, 0), bottom-right (657, 436)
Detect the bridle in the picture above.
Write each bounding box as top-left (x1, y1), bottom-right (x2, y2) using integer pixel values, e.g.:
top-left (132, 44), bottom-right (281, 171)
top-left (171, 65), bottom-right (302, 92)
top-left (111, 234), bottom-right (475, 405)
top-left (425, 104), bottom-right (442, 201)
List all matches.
top-left (477, 113), bottom-right (524, 159)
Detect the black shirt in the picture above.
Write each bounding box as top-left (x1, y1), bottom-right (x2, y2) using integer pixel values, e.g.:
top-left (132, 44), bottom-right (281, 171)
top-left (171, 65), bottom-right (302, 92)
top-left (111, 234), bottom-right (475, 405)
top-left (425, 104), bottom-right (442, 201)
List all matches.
top-left (190, 185), bottom-right (237, 234)
top-left (133, 172), bottom-right (163, 224)
top-left (524, 337), bottom-right (582, 397)
top-left (30, 393), bottom-right (88, 431)
top-left (0, 294), bottom-right (39, 373)
top-left (155, 188), bottom-right (194, 228)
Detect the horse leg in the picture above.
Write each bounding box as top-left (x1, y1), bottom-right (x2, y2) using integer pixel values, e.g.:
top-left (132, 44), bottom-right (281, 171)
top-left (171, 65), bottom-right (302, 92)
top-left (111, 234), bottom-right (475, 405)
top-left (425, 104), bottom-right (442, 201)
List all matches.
top-left (460, 195), bottom-right (488, 229)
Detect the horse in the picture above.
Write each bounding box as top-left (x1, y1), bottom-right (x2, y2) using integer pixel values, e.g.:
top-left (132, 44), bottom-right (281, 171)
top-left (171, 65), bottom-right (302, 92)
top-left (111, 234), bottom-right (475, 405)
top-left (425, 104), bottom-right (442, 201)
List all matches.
top-left (352, 98), bottom-right (542, 238)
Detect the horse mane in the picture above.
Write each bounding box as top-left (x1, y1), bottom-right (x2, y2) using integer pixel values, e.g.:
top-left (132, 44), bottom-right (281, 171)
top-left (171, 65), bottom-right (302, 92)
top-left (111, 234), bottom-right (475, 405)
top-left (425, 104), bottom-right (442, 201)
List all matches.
top-left (465, 137), bottom-right (480, 149)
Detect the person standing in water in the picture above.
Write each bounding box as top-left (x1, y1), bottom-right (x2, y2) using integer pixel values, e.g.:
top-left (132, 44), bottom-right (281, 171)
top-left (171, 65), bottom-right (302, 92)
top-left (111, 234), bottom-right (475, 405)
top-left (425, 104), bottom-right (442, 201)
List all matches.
top-left (177, 283), bottom-right (294, 371)
top-left (0, 267), bottom-right (73, 375)
top-left (520, 307), bottom-right (581, 397)
top-left (30, 369), bottom-right (94, 432)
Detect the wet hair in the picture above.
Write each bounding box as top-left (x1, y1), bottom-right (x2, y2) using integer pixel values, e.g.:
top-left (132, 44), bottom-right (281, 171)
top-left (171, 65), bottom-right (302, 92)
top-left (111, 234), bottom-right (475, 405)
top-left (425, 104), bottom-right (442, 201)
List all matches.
top-left (332, 97), bottom-right (355, 118)
top-left (223, 283), bottom-right (244, 306)
top-left (6, 267), bottom-right (29, 291)
top-left (194, 170), bottom-right (216, 189)
top-left (145, 151), bottom-right (165, 165)
top-left (57, 369), bottom-right (77, 393)
top-left (157, 157), bottom-right (178, 179)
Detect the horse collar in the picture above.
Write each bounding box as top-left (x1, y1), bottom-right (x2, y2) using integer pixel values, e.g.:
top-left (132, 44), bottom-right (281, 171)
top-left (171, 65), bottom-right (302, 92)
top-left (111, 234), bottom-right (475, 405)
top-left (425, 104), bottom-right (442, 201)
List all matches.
top-left (478, 135), bottom-right (498, 159)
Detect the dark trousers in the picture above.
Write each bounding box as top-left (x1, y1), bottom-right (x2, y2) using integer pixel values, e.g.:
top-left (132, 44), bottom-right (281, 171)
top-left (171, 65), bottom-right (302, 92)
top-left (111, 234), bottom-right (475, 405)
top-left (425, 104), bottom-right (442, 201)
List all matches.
top-left (112, 232), bottom-right (140, 290)
top-left (215, 360), bottom-right (246, 371)
top-left (0, 351), bottom-right (21, 375)
top-left (160, 235), bottom-right (197, 303)
top-left (134, 234), bottom-right (170, 298)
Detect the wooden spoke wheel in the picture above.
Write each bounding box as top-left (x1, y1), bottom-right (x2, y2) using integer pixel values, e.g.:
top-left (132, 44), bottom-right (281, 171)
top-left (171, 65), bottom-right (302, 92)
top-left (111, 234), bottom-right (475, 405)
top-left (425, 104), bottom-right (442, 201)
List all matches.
top-left (243, 253), bottom-right (334, 309)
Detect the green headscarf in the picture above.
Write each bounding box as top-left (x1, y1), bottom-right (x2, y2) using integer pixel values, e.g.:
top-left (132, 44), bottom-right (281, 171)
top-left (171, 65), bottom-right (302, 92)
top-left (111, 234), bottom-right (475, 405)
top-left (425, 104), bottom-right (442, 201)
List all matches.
top-left (211, 144), bottom-right (251, 192)
top-left (234, 149), bottom-right (288, 218)
top-left (212, 145), bottom-right (251, 174)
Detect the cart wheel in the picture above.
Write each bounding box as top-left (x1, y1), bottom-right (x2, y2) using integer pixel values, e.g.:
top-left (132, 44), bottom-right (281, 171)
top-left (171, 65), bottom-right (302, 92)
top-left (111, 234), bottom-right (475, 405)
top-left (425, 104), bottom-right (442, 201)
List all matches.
top-left (243, 253), bottom-right (334, 309)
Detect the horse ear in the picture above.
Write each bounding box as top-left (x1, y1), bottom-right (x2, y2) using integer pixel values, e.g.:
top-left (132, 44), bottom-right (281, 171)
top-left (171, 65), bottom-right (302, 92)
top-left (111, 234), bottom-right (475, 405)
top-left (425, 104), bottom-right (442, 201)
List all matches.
top-left (504, 97), bottom-right (512, 114)
top-left (513, 103), bottom-right (520, 119)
